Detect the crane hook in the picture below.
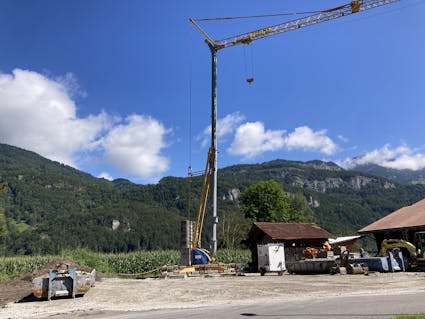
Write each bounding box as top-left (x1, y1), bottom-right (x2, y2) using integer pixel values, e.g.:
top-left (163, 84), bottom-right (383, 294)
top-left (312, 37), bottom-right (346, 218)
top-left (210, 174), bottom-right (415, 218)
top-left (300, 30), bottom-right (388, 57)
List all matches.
top-left (246, 77), bottom-right (254, 84)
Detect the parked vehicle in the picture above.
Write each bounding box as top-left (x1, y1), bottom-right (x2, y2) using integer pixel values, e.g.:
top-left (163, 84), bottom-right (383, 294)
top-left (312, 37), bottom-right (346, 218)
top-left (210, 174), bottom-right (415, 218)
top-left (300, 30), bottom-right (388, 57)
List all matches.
top-left (380, 231), bottom-right (425, 269)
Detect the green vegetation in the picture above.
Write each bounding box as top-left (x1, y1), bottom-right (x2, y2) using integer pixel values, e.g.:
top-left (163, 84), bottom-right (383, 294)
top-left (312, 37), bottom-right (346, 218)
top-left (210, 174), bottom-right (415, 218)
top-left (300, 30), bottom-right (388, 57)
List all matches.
top-left (101, 250), bottom-right (180, 274)
top-left (241, 180), bottom-right (290, 222)
top-left (1, 143), bottom-right (425, 255)
top-left (0, 255), bottom-right (54, 281)
top-left (215, 249), bottom-right (251, 269)
top-left (240, 180), bottom-right (314, 223)
top-left (0, 249), bottom-right (251, 281)
top-left (354, 163), bottom-right (425, 185)
top-left (394, 315), bottom-right (425, 319)
top-left (287, 193), bottom-right (314, 222)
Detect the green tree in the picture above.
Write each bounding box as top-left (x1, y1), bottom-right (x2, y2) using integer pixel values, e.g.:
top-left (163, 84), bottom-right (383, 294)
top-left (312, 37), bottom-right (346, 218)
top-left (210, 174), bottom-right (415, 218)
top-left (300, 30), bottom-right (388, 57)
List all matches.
top-left (0, 181), bottom-right (9, 247)
top-left (0, 207), bottom-right (7, 241)
top-left (218, 211), bottom-right (250, 249)
top-left (288, 193), bottom-right (315, 222)
top-left (240, 180), bottom-right (290, 222)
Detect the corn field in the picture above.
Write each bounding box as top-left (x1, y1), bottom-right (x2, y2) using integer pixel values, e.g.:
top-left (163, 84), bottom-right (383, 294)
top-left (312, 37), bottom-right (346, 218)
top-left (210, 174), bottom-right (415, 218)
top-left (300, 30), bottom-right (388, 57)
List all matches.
top-left (0, 255), bottom-right (54, 281)
top-left (0, 249), bottom-right (251, 281)
top-left (215, 249), bottom-right (251, 268)
top-left (101, 250), bottom-right (180, 274)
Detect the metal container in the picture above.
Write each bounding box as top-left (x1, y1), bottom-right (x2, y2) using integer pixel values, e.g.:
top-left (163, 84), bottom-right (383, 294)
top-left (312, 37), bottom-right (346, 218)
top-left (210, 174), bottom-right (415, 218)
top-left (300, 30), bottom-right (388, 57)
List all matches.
top-left (286, 258), bottom-right (335, 274)
top-left (257, 243), bottom-right (286, 275)
top-left (32, 264), bottom-right (96, 300)
top-left (353, 251), bottom-right (404, 272)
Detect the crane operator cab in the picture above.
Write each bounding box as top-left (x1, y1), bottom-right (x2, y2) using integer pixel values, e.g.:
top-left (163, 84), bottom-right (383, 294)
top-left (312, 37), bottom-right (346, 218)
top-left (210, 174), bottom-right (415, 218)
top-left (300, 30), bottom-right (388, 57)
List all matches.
top-left (415, 232), bottom-right (425, 258)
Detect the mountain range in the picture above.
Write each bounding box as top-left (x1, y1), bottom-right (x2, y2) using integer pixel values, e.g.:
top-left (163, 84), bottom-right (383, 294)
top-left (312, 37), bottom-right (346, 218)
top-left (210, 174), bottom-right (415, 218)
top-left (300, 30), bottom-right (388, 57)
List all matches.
top-left (351, 163), bottom-right (425, 185)
top-left (0, 143), bottom-right (424, 255)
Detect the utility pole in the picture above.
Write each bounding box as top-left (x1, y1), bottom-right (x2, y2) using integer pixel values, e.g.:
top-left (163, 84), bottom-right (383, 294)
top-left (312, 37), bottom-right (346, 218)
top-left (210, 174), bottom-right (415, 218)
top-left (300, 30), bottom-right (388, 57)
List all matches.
top-left (209, 44), bottom-right (218, 256)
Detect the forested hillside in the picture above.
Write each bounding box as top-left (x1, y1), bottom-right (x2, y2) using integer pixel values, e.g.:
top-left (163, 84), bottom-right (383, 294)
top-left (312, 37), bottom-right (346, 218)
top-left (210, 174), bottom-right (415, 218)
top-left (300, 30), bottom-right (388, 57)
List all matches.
top-left (352, 163), bottom-right (425, 185)
top-left (0, 144), bottom-right (184, 254)
top-left (1, 143), bottom-right (425, 255)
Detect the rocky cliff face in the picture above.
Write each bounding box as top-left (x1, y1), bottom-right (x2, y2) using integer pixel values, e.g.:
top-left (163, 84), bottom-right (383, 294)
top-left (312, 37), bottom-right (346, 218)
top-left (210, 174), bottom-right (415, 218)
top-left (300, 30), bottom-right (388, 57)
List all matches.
top-left (303, 161), bottom-right (342, 171)
top-left (223, 188), bottom-right (240, 201)
top-left (221, 163), bottom-right (397, 200)
top-left (287, 175), bottom-right (393, 193)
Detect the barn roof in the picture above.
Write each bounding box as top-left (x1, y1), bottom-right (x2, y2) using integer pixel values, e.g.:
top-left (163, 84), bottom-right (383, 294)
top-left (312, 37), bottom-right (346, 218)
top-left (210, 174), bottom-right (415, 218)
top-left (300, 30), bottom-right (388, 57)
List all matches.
top-left (249, 222), bottom-right (334, 241)
top-left (358, 198), bottom-right (425, 234)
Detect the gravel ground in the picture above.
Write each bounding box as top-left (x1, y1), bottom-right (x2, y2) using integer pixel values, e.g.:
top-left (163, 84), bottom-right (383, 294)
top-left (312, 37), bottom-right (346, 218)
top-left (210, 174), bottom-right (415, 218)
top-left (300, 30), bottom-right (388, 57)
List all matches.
top-left (1, 272), bottom-right (425, 319)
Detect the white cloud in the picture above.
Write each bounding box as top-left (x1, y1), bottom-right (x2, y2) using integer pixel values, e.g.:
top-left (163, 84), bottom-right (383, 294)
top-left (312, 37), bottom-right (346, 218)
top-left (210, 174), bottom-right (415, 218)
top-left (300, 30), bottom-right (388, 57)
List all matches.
top-left (337, 134), bottom-right (349, 143)
top-left (199, 112), bottom-right (245, 147)
top-left (227, 123), bottom-right (337, 159)
top-left (54, 72), bottom-right (87, 98)
top-left (199, 112), bottom-right (339, 159)
top-left (285, 126), bottom-right (337, 155)
top-left (228, 122), bottom-right (286, 159)
top-left (98, 172), bottom-right (114, 181)
top-left (0, 69), bottom-right (172, 180)
top-left (101, 115), bottom-right (170, 178)
top-left (0, 69), bottom-right (109, 166)
top-left (343, 144), bottom-right (425, 170)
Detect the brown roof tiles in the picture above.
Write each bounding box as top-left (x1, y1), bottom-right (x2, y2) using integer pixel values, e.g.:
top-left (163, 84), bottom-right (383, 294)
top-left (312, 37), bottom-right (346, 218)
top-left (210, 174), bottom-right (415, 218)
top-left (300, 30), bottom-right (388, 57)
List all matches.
top-left (252, 222), bottom-right (334, 240)
top-left (359, 198), bottom-right (425, 233)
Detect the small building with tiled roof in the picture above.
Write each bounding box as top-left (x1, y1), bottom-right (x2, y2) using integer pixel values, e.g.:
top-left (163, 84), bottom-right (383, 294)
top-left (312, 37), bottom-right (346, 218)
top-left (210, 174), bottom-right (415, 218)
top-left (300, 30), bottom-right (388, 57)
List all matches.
top-left (358, 198), bottom-right (425, 249)
top-left (246, 222), bottom-right (335, 269)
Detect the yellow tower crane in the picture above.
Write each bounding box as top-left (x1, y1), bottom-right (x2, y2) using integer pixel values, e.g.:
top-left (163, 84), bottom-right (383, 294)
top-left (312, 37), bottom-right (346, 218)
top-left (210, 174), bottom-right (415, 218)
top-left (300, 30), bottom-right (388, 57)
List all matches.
top-left (189, 0), bottom-right (399, 263)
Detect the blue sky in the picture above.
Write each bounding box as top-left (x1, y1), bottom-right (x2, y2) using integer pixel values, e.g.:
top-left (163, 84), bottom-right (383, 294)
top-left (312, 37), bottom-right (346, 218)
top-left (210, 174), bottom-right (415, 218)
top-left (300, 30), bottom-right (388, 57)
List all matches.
top-left (0, 0), bottom-right (424, 184)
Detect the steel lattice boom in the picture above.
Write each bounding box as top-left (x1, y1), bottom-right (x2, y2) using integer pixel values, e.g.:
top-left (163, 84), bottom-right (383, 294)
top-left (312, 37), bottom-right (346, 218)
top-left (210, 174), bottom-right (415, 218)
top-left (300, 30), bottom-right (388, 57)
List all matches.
top-left (191, 0), bottom-right (399, 51)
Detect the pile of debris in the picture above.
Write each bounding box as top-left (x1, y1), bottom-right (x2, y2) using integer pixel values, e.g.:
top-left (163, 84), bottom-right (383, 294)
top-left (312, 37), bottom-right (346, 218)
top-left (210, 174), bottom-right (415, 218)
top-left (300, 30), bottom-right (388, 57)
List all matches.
top-left (161, 263), bottom-right (244, 278)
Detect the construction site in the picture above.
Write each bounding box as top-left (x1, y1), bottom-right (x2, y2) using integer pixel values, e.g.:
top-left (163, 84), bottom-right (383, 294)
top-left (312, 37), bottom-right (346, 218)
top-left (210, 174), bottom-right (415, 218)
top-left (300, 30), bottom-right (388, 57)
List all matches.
top-left (1, 0), bottom-right (425, 318)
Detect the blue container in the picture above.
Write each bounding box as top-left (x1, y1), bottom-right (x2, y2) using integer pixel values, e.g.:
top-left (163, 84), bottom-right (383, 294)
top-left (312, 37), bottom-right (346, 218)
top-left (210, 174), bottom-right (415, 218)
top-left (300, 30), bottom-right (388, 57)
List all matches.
top-left (192, 248), bottom-right (211, 265)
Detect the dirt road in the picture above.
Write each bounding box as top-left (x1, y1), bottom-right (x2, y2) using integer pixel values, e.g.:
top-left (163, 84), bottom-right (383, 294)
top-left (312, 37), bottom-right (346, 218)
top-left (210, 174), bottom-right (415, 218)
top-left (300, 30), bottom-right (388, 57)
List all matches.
top-left (1, 272), bottom-right (425, 319)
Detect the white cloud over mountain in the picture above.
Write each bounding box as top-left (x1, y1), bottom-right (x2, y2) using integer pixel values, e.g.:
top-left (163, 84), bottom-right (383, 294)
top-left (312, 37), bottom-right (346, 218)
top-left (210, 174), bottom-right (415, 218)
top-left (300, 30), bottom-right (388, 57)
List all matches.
top-left (4, 69), bottom-right (422, 183)
top-left (225, 121), bottom-right (337, 159)
top-left (101, 115), bottom-right (170, 178)
top-left (285, 126), bottom-right (337, 155)
top-left (228, 122), bottom-right (286, 158)
top-left (343, 144), bottom-right (425, 171)
top-left (0, 69), bottom-right (171, 179)
top-left (198, 112), bottom-right (245, 148)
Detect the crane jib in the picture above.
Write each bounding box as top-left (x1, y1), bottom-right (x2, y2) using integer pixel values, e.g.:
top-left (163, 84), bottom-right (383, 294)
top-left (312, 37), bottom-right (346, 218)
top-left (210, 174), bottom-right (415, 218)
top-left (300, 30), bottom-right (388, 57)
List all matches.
top-left (214, 0), bottom-right (400, 50)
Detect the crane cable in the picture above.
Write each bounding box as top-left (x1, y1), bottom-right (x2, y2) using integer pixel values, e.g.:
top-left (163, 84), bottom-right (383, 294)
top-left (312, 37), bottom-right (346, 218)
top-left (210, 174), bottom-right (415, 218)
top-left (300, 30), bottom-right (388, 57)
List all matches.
top-left (192, 2), bottom-right (354, 22)
top-left (187, 29), bottom-right (194, 221)
top-left (244, 46), bottom-right (254, 84)
top-left (193, 0), bottom-right (425, 23)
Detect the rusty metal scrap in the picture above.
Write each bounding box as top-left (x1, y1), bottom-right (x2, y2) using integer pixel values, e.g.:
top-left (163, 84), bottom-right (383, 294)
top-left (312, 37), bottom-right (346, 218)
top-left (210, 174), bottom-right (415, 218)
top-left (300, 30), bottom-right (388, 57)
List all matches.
top-left (32, 263), bottom-right (96, 300)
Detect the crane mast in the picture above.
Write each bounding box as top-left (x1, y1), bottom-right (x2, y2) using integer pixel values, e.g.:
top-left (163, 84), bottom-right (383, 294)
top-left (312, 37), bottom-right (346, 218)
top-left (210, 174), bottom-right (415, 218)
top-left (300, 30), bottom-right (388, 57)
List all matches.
top-left (189, 0), bottom-right (399, 259)
top-left (192, 148), bottom-right (214, 249)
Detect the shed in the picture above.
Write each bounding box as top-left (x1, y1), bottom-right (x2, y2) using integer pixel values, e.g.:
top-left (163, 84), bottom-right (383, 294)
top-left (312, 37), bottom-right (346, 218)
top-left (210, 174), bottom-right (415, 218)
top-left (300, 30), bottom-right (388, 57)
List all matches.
top-left (246, 222), bottom-right (334, 268)
top-left (358, 198), bottom-right (425, 249)
top-left (329, 236), bottom-right (362, 252)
